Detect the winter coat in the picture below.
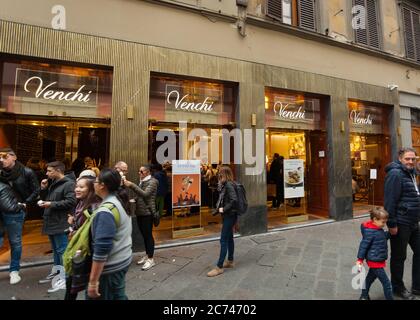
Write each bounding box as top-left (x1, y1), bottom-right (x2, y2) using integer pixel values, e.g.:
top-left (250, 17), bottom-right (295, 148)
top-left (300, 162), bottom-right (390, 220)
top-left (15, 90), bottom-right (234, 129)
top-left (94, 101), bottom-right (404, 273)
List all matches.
top-left (269, 158), bottom-right (284, 184)
top-left (0, 161), bottom-right (40, 205)
top-left (357, 221), bottom-right (390, 263)
top-left (41, 176), bottom-right (76, 235)
top-left (384, 161), bottom-right (420, 228)
top-left (0, 181), bottom-right (24, 213)
top-left (129, 176), bottom-right (158, 217)
top-left (216, 181), bottom-right (238, 216)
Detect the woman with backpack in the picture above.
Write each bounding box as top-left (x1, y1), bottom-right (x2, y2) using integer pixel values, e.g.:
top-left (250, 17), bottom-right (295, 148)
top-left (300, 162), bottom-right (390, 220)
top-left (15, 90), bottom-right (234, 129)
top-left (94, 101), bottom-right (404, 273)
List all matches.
top-left (64, 175), bottom-right (101, 300)
top-left (87, 169), bottom-right (132, 300)
top-left (207, 166), bottom-right (238, 277)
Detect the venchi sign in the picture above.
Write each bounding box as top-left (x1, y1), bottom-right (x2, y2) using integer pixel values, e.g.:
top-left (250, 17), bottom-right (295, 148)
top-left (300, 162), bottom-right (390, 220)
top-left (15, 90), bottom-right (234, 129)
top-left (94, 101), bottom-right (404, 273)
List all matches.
top-left (349, 110), bottom-right (373, 125)
top-left (273, 101), bottom-right (306, 120)
top-left (14, 69), bottom-right (98, 105)
top-left (166, 90), bottom-right (214, 112)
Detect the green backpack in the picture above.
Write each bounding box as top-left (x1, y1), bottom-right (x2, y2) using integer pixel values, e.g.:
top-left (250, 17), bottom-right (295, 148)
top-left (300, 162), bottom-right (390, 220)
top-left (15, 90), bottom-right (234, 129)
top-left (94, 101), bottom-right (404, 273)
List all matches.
top-left (63, 202), bottom-right (120, 276)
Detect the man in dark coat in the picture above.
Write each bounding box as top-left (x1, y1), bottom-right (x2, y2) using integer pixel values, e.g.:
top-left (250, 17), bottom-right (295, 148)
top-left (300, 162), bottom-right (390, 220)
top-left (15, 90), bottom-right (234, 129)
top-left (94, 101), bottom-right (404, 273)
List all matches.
top-left (384, 147), bottom-right (420, 300)
top-left (0, 147), bottom-right (40, 285)
top-left (38, 161), bottom-right (76, 290)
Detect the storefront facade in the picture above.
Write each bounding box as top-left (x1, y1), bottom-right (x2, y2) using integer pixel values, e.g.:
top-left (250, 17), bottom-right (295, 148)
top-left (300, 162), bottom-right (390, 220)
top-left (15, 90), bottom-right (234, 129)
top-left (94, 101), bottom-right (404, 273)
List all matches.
top-left (0, 20), bottom-right (401, 252)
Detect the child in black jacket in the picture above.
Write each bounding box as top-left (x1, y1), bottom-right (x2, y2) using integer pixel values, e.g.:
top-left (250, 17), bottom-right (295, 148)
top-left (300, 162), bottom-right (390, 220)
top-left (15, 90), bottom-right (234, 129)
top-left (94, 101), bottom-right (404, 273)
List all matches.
top-left (356, 207), bottom-right (393, 300)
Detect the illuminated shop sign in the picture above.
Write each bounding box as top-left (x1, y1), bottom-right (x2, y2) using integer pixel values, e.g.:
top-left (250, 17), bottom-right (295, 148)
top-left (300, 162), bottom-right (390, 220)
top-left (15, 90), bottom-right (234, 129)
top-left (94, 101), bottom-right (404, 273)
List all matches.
top-left (14, 69), bottom-right (98, 105)
top-left (349, 110), bottom-right (373, 125)
top-left (165, 85), bottom-right (221, 113)
top-left (272, 98), bottom-right (314, 122)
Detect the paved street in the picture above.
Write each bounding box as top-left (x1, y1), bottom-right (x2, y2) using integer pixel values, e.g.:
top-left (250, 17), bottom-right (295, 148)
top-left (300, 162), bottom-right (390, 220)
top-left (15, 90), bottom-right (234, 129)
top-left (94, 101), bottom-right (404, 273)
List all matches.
top-left (0, 217), bottom-right (415, 300)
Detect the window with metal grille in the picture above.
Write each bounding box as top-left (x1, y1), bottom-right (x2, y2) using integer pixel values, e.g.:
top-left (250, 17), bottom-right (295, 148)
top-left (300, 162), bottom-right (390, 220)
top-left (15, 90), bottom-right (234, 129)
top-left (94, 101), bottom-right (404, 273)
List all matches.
top-left (352, 0), bottom-right (381, 49)
top-left (266, 0), bottom-right (317, 32)
top-left (402, 5), bottom-right (420, 63)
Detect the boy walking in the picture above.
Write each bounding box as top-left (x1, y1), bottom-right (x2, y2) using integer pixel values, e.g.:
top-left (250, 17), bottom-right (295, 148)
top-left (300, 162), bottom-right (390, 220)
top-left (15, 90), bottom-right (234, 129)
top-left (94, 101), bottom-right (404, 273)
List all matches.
top-left (356, 207), bottom-right (393, 300)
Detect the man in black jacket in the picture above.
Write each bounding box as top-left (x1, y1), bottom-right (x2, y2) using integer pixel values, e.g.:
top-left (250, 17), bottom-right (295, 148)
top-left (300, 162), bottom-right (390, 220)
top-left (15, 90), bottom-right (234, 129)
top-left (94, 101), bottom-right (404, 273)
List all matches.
top-left (0, 147), bottom-right (40, 285)
top-left (384, 147), bottom-right (420, 300)
top-left (38, 161), bottom-right (76, 292)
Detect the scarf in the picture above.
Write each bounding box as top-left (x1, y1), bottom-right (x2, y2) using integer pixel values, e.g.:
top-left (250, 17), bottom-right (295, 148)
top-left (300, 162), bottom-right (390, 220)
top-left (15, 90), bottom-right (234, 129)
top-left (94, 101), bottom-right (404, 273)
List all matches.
top-left (0, 161), bottom-right (25, 184)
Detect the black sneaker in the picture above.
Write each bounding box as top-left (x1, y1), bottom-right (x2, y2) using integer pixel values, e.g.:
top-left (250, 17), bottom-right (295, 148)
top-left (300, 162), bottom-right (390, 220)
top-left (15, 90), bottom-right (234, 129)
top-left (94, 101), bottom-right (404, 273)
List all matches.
top-left (359, 295), bottom-right (370, 300)
top-left (393, 289), bottom-right (416, 300)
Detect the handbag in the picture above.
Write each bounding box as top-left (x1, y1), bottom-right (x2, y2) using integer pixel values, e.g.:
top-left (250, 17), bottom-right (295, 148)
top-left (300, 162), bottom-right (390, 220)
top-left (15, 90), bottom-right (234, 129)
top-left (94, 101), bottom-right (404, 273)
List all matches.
top-left (153, 210), bottom-right (160, 227)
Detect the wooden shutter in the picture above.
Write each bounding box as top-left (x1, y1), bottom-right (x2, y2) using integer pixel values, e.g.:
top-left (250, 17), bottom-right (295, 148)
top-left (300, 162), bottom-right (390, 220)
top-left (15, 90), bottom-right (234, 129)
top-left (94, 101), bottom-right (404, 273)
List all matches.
top-left (267, 0), bottom-right (283, 22)
top-left (353, 0), bottom-right (380, 49)
top-left (402, 6), bottom-right (420, 62)
top-left (366, 0), bottom-right (380, 49)
top-left (298, 0), bottom-right (316, 31)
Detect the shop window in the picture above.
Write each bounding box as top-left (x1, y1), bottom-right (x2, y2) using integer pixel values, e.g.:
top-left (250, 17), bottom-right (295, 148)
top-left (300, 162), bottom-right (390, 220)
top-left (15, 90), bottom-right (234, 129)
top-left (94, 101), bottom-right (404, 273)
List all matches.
top-left (352, 0), bottom-right (381, 50)
top-left (0, 56), bottom-right (113, 119)
top-left (402, 4), bottom-right (420, 62)
top-left (266, 0), bottom-right (317, 32)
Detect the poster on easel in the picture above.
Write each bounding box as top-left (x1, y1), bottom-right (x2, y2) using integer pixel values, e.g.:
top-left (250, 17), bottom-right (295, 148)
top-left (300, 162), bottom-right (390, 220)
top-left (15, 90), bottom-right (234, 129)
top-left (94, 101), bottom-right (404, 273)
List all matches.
top-left (284, 159), bottom-right (305, 199)
top-left (172, 160), bottom-right (201, 208)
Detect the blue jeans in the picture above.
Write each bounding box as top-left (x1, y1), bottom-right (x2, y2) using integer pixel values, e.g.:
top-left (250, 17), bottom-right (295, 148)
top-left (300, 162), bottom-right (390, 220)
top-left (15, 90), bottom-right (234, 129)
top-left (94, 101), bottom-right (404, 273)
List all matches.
top-left (217, 214), bottom-right (237, 268)
top-left (48, 233), bottom-right (68, 266)
top-left (2, 211), bottom-right (25, 272)
top-left (361, 267), bottom-right (394, 300)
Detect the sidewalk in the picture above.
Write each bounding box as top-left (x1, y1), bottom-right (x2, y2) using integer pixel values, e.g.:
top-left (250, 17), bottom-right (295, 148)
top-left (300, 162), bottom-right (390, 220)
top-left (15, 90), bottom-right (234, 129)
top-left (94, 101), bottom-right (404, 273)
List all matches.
top-left (0, 218), bottom-right (415, 300)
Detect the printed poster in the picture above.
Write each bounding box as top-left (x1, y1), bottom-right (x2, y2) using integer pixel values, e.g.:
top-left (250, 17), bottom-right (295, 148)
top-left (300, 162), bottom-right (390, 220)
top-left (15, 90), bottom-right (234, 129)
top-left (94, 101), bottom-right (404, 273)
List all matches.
top-left (284, 159), bottom-right (304, 199)
top-left (172, 160), bottom-right (201, 208)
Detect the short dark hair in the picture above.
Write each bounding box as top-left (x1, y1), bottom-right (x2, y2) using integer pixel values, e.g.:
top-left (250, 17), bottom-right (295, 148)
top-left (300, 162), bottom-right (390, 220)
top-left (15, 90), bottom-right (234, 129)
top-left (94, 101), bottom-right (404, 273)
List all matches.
top-left (399, 147), bottom-right (417, 157)
top-left (369, 207), bottom-right (389, 221)
top-left (47, 161), bottom-right (65, 173)
top-left (141, 164), bottom-right (152, 173)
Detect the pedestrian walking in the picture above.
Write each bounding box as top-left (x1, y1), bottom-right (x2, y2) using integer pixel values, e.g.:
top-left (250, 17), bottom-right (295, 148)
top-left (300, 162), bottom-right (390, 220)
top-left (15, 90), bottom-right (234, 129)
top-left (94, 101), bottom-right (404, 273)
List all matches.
top-left (0, 147), bottom-right (40, 285)
top-left (64, 176), bottom-right (101, 300)
top-left (87, 168), bottom-right (132, 300)
top-left (384, 147), bottom-right (420, 300)
top-left (356, 207), bottom-right (393, 300)
top-left (38, 161), bottom-right (76, 292)
top-left (269, 153), bottom-right (284, 208)
top-left (124, 164), bottom-right (158, 270)
top-left (207, 166), bottom-right (238, 277)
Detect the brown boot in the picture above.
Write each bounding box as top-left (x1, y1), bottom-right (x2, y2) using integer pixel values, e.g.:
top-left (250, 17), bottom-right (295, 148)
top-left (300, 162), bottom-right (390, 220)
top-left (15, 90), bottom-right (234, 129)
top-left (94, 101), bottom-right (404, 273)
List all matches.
top-left (207, 267), bottom-right (224, 277)
top-left (223, 260), bottom-right (234, 268)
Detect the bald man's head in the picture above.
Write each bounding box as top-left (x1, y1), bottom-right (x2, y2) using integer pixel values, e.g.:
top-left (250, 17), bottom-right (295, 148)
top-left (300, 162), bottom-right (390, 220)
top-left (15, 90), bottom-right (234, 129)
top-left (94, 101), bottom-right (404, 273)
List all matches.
top-left (114, 161), bottom-right (128, 175)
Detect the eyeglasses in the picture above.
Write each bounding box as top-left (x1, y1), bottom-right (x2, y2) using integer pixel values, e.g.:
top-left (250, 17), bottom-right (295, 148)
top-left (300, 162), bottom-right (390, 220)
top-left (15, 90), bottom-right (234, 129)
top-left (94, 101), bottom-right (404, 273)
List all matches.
top-left (403, 157), bottom-right (417, 161)
top-left (0, 153), bottom-right (9, 159)
top-left (93, 180), bottom-right (101, 184)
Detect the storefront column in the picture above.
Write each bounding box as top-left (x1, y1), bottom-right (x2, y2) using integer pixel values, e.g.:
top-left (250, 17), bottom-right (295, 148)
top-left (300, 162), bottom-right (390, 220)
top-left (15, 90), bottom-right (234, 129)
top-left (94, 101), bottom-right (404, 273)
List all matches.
top-left (237, 82), bottom-right (268, 235)
top-left (327, 96), bottom-right (353, 220)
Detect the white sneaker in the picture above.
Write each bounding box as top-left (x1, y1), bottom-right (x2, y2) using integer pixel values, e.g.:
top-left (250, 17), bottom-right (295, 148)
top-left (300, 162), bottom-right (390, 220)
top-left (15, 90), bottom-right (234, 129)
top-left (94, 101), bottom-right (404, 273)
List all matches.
top-left (47, 278), bottom-right (66, 293)
top-left (10, 271), bottom-right (21, 285)
top-left (39, 271), bottom-right (59, 284)
top-left (136, 256), bottom-right (148, 265)
top-left (142, 258), bottom-right (156, 271)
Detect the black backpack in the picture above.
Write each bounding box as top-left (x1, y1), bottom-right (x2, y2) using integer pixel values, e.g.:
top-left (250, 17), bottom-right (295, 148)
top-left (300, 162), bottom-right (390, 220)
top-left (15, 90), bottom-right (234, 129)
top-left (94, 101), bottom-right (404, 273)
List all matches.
top-left (234, 182), bottom-right (248, 216)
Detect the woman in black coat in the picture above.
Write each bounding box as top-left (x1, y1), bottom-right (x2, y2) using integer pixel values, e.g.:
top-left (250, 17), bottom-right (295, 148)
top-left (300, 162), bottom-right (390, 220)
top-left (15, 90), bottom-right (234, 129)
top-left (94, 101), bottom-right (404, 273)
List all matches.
top-left (207, 166), bottom-right (238, 277)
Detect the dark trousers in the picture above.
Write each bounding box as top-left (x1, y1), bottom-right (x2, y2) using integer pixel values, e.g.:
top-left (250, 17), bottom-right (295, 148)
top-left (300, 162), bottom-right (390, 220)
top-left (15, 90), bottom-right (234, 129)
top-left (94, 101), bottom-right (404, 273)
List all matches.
top-left (217, 214), bottom-right (237, 268)
top-left (272, 181), bottom-right (284, 208)
top-left (137, 215), bottom-right (155, 258)
top-left (390, 223), bottom-right (420, 292)
top-left (361, 268), bottom-right (393, 300)
top-left (64, 276), bottom-right (78, 300)
top-left (86, 267), bottom-right (129, 300)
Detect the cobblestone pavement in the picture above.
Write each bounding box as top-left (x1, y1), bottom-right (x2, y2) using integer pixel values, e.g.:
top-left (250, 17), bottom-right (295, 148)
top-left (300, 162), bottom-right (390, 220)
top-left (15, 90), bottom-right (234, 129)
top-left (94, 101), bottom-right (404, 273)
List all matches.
top-left (0, 217), bottom-right (415, 300)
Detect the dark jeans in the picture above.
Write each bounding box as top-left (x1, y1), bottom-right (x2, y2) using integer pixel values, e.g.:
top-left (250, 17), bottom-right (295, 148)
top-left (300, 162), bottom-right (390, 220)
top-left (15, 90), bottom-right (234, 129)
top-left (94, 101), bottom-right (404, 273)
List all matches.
top-left (137, 215), bottom-right (155, 258)
top-left (86, 267), bottom-right (129, 300)
top-left (64, 276), bottom-right (78, 301)
top-left (361, 268), bottom-right (393, 300)
top-left (390, 223), bottom-right (420, 292)
top-left (217, 214), bottom-right (237, 268)
top-left (2, 211), bottom-right (25, 272)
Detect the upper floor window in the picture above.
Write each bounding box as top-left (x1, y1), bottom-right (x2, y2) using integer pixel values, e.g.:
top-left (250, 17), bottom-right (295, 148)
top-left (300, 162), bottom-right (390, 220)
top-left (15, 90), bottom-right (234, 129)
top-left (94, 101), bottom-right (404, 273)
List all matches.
top-left (402, 4), bottom-right (420, 62)
top-left (266, 0), bottom-right (317, 32)
top-left (352, 0), bottom-right (381, 50)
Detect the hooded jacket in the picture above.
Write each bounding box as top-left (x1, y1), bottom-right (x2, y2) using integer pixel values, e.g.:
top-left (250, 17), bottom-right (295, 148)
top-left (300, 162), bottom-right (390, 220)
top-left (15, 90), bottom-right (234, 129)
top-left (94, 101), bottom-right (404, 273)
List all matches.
top-left (384, 161), bottom-right (420, 228)
top-left (357, 221), bottom-right (390, 267)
